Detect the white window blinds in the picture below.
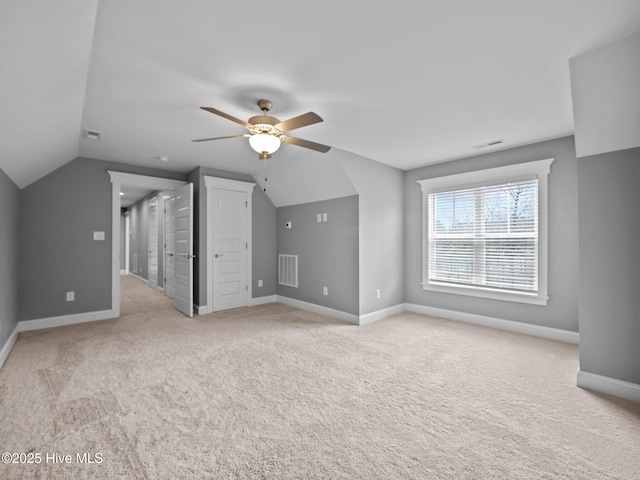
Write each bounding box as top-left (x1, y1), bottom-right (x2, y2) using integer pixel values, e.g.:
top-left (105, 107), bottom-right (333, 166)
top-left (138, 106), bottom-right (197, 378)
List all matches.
top-left (427, 179), bottom-right (539, 293)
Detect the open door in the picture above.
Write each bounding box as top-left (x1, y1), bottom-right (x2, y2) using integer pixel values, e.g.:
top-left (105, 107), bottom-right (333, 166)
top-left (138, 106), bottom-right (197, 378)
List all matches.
top-left (174, 183), bottom-right (194, 317)
top-left (164, 195), bottom-right (176, 299)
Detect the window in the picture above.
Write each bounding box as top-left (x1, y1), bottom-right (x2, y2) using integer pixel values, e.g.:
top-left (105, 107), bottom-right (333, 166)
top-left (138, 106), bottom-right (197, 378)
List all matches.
top-left (418, 159), bottom-right (553, 305)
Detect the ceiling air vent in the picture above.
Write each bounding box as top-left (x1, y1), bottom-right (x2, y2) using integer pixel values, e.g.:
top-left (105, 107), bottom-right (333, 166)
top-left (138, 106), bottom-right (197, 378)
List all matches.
top-left (472, 139), bottom-right (504, 150)
top-left (82, 129), bottom-right (102, 141)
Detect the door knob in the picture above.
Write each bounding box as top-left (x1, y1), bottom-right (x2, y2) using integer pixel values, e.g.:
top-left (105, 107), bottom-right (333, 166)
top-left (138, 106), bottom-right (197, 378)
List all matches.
top-left (214, 253), bottom-right (224, 258)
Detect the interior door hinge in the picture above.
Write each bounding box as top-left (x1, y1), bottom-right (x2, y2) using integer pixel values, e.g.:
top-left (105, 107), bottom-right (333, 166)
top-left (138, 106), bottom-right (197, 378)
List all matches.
top-left (245, 201), bottom-right (248, 207)
top-left (246, 285), bottom-right (248, 291)
top-left (246, 243), bottom-right (248, 249)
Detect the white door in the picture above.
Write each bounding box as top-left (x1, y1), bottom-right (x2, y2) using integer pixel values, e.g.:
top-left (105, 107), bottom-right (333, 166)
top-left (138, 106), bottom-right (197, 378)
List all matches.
top-left (164, 196), bottom-right (176, 299)
top-left (174, 184), bottom-right (194, 317)
top-left (148, 198), bottom-right (159, 288)
top-left (213, 188), bottom-right (248, 311)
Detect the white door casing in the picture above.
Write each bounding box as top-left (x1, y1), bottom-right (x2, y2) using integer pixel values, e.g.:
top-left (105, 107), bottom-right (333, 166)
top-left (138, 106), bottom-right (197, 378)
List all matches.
top-left (164, 195), bottom-right (176, 299)
top-left (174, 183), bottom-right (194, 317)
top-left (124, 212), bottom-right (130, 274)
top-left (212, 189), bottom-right (248, 311)
top-left (148, 197), bottom-right (159, 288)
top-left (204, 176), bottom-right (255, 314)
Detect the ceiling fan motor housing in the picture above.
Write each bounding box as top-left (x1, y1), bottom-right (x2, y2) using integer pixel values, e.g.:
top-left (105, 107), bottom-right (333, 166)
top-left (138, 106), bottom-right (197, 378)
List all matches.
top-left (248, 115), bottom-right (282, 135)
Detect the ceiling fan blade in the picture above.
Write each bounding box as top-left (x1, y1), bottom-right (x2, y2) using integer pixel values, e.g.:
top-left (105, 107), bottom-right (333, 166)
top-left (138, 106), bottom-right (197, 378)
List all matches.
top-left (275, 112), bottom-right (323, 132)
top-left (282, 135), bottom-right (331, 153)
top-left (192, 134), bottom-right (249, 142)
top-left (200, 106), bottom-right (251, 129)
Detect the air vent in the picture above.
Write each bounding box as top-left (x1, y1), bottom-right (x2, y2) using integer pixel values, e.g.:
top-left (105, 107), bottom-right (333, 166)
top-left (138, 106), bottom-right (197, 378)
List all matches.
top-left (82, 129), bottom-right (102, 141)
top-left (472, 139), bottom-right (504, 149)
top-left (279, 254), bottom-right (298, 288)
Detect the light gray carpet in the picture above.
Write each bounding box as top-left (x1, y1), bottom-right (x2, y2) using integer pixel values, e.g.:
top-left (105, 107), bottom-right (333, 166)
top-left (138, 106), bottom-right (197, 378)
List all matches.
top-left (1, 274), bottom-right (639, 479)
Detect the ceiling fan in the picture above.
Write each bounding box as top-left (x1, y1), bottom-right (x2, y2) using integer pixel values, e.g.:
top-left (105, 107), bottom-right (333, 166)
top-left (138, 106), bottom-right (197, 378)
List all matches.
top-left (193, 99), bottom-right (331, 160)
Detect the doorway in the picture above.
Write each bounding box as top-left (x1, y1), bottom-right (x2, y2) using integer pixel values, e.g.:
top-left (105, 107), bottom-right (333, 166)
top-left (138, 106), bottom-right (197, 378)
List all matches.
top-left (109, 171), bottom-right (191, 317)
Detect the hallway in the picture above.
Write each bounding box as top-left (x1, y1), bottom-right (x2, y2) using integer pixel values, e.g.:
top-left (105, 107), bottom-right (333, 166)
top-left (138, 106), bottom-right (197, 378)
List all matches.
top-left (120, 274), bottom-right (174, 317)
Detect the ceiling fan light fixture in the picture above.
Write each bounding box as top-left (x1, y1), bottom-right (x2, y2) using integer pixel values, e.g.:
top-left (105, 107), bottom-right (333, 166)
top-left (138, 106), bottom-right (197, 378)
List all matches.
top-left (249, 132), bottom-right (281, 155)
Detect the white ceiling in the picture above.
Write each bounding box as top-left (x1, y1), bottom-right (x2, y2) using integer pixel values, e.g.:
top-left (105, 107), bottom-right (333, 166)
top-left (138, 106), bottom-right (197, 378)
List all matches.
top-left (2, 0), bottom-right (640, 190)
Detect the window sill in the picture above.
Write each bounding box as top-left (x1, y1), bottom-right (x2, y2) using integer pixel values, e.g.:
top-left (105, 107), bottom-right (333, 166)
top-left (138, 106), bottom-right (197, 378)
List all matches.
top-left (421, 281), bottom-right (549, 306)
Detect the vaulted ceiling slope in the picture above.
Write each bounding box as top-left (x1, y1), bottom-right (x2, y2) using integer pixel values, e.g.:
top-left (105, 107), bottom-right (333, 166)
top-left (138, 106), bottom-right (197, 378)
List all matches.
top-left (2, 1), bottom-right (640, 190)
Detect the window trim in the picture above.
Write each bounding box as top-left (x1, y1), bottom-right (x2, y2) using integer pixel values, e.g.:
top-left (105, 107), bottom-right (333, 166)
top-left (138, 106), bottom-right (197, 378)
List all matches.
top-left (418, 158), bottom-right (554, 306)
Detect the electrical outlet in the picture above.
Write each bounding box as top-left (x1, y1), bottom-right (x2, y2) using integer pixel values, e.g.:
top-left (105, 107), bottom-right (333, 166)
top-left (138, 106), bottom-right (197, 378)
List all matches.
top-left (322, 213), bottom-right (328, 222)
top-left (258, 279), bottom-right (263, 287)
top-left (317, 213), bottom-right (322, 222)
top-left (323, 286), bottom-right (328, 296)
top-left (66, 291), bottom-right (75, 302)
top-left (376, 289), bottom-right (381, 298)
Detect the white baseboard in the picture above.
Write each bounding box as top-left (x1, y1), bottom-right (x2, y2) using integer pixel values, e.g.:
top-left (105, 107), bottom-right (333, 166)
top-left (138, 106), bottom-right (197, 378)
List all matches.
top-left (196, 305), bottom-right (212, 315)
top-left (129, 272), bottom-right (148, 283)
top-left (249, 295), bottom-right (277, 306)
top-left (404, 303), bottom-right (579, 344)
top-left (1, 309), bottom-right (118, 371)
top-left (277, 296), bottom-right (359, 325)
top-left (359, 304), bottom-right (406, 325)
top-left (199, 296), bottom-right (277, 314)
top-left (18, 309), bottom-right (117, 332)
top-left (120, 269), bottom-right (127, 274)
top-left (0, 325), bottom-right (20, 370)
top-left (577, 370), bottom-right (640, 404)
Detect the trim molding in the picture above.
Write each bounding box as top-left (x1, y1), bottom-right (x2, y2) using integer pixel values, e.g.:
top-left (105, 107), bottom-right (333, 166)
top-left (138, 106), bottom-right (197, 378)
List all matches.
top-left (196, 305), bottom-right (212, 315)
top-left (404, 303), bottom-right (579, 344)
top-left (577, 370), bottom-right (640, 404)
top-left (18, 309), bottom-right (117, 332)
top-left (359, 304), bottom-right (405, 325)
top-left (0, 325), bottom-right (20, 370)
top-left (249, 295), bottom-right (277, 306)
top-left (277, 296), bottom-right (359, 325)
top-left (1, 309), bottom-right (118, 370)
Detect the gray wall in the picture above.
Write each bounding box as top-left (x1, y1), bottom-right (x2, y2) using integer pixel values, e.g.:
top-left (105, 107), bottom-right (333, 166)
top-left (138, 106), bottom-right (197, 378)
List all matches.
top-left (339, 151), bottom-right (404, 315)
top-left (577, 146), bottom-right (640, 385)
top-left (189, 166), bottom-right (277, 307)
top-left (404, 136), bottom-right (580, 332)
top-left (0, 169), bottom-right (20, 347)
top-left (277, 195), bottom-right (359, 315)
top-left (18, 157), bottom-right (186, 321)
top-left (252, 182), bottom-right (277, 299)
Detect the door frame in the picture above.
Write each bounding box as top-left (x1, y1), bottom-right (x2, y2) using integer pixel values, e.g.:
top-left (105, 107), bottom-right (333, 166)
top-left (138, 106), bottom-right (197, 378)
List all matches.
top-left (109, 171), bottom-right (187, 317)
top-left (124, 211), bottom-right (130, 274)
top-left (203, 176), bottom-right (255, 314)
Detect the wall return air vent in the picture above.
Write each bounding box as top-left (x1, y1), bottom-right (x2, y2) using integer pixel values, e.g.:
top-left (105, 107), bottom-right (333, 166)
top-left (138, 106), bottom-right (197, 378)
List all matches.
top-left (278, 254), bottom-right (298, 288)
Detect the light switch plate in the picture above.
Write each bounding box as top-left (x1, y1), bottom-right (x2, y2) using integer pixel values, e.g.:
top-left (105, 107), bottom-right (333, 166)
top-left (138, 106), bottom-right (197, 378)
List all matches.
top-left (93, 231), bottom-right (105, 241)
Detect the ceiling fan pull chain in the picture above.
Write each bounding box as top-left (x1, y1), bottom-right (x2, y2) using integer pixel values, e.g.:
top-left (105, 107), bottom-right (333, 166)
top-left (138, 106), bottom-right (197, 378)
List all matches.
top-left (263, 158), bottom-right (268, 192)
